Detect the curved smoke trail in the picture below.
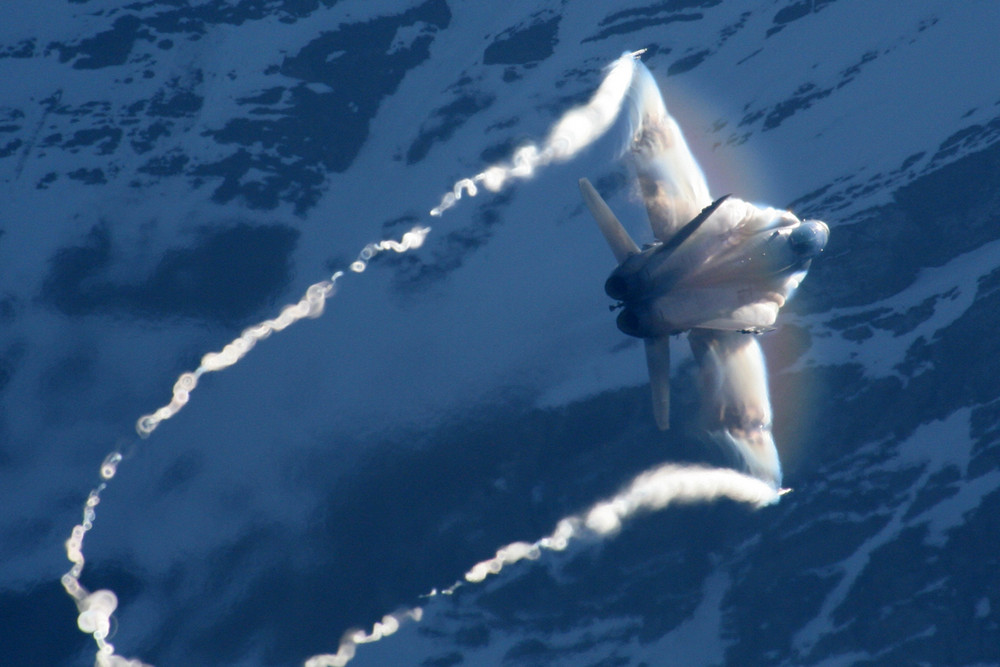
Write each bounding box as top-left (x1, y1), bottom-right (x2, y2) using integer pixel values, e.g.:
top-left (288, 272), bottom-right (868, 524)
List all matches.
top-left (134, 226), bottom-right (430, 438)
top-left (62, 228), bottom-right (429, 667)
top-left (304, 465), bottom-right (783, 667)
top-left (428, 51), bottom-right (642, 217)
top-left (62, 51), bottom-right (786, 667)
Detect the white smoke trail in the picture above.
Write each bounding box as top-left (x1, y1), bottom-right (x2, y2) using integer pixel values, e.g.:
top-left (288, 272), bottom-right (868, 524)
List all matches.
top-left (134, 226), bottom-right (429, 437)
top-left (62, 459), bottom-right (153, 667)
top-left (304, 609), bottom-right (424, 667)
top-left (459, 464), bottom-right (782, 584)
top-left (303, 464), bottom-right (785, 666)
top-left (62, 50), bottom-right (788, 667)
top-left (429, 50), bottom-right (643, 217)
top-left (62, 226), bottom-right (429, 667)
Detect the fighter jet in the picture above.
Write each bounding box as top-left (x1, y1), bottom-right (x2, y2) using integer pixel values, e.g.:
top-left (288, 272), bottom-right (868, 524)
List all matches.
top-left (580, 60), bottom-right (828, 488)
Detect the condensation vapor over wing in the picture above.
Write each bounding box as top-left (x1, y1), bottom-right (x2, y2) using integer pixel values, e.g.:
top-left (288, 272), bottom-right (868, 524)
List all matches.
top-left (583, 59), bottom-right (829, 487)
top-left (626, 61), bottom-right (713, 240)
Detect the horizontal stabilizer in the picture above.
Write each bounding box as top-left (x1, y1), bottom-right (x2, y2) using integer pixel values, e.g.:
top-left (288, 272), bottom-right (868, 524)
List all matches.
top-left (644, 336), bottom-right (671, 430)
top-left (579, 178), bottom-right (639, 263)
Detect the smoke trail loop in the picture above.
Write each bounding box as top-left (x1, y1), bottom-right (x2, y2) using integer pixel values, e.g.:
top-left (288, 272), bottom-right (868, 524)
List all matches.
top-left (63, 49), bottom-right (787, 667)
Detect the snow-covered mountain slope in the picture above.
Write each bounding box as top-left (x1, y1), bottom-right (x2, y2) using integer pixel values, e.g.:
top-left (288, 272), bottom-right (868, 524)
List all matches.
top-left (1, 1), bottom-right (998, 665)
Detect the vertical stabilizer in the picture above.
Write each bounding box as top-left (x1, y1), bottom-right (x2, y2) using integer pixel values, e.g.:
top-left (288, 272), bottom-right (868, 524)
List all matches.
top-left (579, 178), bottom-right (639, 263)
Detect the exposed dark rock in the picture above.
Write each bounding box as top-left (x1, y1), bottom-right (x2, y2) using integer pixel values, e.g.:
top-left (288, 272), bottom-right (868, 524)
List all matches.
top-left (41, 222), bottom-right (299, 326)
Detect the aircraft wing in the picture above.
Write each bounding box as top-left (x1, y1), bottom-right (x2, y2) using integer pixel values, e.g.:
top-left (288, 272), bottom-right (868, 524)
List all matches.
top-left (627, 62), bottom-right (713, 242)
top-left (688, 330), bottom-right (782, 488)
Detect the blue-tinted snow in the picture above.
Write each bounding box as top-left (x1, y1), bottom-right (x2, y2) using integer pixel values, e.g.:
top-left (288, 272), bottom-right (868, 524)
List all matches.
top-left (1, 1), bottom-right (999, 666)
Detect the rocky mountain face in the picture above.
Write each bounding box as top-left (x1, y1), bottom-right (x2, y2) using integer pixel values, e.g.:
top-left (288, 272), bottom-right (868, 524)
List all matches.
top-left (1, 1), bottom-right (998, 666)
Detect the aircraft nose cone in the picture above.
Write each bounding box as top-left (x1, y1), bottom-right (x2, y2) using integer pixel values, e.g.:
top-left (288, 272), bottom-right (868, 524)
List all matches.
top-left (789, 220), bottom-right (829, 257)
